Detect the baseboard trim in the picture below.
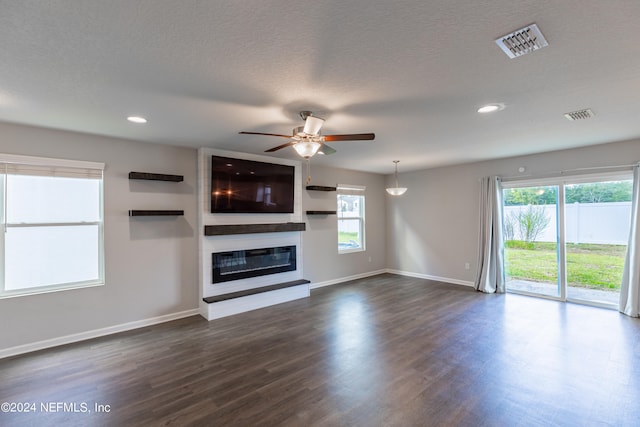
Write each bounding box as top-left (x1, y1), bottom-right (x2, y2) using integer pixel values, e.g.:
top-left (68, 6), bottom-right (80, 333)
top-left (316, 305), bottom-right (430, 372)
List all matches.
top-left (385, 269), bottom-right (475, 288)
top-left (310, 269), bottom-right (387, 290)
top-left (0, 308), bottom-right (200, 360)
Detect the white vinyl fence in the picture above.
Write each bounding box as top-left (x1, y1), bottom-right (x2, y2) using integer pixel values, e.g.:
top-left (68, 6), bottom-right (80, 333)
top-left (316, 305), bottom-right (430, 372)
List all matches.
top-left (503, 202), bottom-right (631, 245)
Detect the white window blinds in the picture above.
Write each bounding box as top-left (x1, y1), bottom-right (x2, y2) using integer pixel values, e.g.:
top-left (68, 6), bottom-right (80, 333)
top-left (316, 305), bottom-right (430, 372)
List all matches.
top-left (0, 153), bottom-right (104, 179)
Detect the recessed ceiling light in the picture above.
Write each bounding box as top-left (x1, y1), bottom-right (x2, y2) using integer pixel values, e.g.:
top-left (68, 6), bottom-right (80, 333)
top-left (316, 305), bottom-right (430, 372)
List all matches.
top-left (477, 103), bottom-right (505, 114)
top-left (127, 116), bottom-right (147, 124)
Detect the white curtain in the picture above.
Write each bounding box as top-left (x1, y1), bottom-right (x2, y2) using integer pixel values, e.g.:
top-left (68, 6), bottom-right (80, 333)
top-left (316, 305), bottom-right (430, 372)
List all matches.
top-left (620, 164), bottom-right (640, 317)
top-left (475, 176), bottom-right (505, 293)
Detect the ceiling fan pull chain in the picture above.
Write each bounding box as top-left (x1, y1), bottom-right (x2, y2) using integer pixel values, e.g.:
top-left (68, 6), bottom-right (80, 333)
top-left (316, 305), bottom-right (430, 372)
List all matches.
top-left (306, 158), bottom-right (312, 185)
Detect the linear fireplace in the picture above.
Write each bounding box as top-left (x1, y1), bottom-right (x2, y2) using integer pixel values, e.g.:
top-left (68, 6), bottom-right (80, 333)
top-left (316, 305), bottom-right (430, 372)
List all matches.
top-left (212, 245), bottom-right (297, 283)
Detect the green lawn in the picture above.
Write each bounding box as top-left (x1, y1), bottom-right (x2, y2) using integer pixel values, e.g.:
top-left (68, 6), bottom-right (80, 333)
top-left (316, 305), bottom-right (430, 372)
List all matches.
top-left (504, 241), bottom-right (626, 290)
top-left (338, 231), bottom-right (359, 243)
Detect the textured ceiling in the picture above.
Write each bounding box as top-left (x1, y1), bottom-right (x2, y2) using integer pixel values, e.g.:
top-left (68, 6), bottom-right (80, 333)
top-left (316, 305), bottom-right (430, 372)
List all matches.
top-left (2, 1), bottom-right (640, 174)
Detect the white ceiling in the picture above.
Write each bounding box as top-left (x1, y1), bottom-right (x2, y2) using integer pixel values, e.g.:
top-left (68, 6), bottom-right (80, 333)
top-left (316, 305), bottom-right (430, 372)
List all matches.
top-left (2, 1), bottom-right (640, 174)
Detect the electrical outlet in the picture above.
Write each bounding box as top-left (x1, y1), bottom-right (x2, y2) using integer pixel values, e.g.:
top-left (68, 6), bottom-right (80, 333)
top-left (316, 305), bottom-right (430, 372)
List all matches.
top-left (368, 256), bottom-right (372, 262)
top-left (465, 262), bottom-right (470, 270)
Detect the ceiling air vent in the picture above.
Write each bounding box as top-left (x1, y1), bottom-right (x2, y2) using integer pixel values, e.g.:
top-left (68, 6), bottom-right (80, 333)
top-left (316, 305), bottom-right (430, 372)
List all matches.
top-left (564, 109), bottom-right (595, 121)
top-left (495, 23), bottom-right (548, 59)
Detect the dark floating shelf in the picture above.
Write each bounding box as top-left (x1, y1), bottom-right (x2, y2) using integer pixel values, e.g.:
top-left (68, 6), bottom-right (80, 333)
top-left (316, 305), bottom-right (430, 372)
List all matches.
top-left (306, 185), bottom-right (336, 192)
top-left (129, 172), bottom-right (184, 182)
top-left (129, 210), bottom-right (184, 217)
top-left (204, 222), bottom-right (306, 236)
top-left (203, 279), bottom-right (310, 303)
top-left (306, 210), bottom-right (337, 215)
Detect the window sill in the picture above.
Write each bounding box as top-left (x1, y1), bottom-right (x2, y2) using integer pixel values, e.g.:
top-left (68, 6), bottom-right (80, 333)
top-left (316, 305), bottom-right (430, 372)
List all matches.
top-left (338, 247), bottom-right (365, 254)
top-left (0, 281), bottom-right (104, 299)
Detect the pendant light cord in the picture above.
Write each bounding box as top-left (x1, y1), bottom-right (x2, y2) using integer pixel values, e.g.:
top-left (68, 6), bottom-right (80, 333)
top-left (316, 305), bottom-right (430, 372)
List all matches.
top-left (394, 161), bottom-right (400, 187)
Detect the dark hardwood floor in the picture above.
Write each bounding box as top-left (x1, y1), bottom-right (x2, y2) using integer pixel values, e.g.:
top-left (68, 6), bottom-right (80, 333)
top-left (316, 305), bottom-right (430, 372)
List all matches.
top-left (1, 273), bottom-right (639, 426)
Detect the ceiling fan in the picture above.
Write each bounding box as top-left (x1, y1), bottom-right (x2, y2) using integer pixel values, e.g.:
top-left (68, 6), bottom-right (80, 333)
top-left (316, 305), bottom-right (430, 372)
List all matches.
top-left (239, 111), bottom-right (375, 158)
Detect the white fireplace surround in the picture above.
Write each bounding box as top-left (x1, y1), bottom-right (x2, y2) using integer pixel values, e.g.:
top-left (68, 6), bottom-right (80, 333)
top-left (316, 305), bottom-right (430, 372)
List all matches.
top-left (197, 148), bottom-right (308, 320)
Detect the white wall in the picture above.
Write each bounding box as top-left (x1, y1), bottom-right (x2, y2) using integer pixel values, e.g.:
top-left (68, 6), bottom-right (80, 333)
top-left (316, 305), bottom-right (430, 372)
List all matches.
top-left (302, 166), bottom-right (387, 285)
top-left (386, 138), bottom-right (640, 285)
top-left (0, 122), bottom-right (199, 354)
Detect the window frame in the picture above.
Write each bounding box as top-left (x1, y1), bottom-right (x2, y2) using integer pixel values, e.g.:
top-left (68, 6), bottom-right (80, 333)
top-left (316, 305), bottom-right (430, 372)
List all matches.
top-left (337, 184), bottom-right (366, 254)
top-left (0, 154), bottom-right (105, 298)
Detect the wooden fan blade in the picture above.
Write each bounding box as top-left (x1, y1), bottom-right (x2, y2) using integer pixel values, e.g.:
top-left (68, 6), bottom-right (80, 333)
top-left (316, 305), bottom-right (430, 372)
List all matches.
top-left (240, 131), bottom-right (292, 138)
top-left (318, 143), bottom-right (336, 155)
top-left (265, 141), bottom-right (295, 152)
top-left (323, 133), bottom-right (375, 142)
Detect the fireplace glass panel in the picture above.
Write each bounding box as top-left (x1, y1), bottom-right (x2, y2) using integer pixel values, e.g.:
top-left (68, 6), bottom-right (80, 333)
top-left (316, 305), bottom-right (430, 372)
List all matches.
top-left (212, 245), bottom-right (296, 283)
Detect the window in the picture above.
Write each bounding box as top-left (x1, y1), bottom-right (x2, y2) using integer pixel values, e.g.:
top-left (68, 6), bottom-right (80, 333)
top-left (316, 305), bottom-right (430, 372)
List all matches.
top-left (0, 154), bottom-right (105, 298)
top-left (337, 184), bottom-right (365, 253)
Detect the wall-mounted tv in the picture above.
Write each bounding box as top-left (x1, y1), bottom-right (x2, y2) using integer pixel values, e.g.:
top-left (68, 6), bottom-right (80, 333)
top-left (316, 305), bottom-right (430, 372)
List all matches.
top-left (211, 155), bottom-right (295, 214)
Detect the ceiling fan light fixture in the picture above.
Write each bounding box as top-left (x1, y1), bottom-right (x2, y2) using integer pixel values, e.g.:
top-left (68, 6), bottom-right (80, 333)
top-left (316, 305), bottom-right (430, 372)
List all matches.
top-left (386, 160), bottom-right (408, 196)
top-left (293, 139), bottom-right (322, 158)
top-left (302, 115), bottom-right (325, 135)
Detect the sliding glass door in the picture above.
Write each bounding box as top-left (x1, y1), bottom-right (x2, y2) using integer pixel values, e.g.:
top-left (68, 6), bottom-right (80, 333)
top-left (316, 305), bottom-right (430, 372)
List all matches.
top-left (502, 174), bottom-right (632, 308)
top-left (503, 185), bottom-right (561, 299)
top-left (564, 180), bottom-right (632, 305)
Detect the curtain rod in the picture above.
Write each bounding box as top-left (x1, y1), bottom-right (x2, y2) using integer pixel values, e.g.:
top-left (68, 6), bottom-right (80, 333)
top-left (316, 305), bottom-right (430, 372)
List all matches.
top-left (500, 162), bottom-right (638, 182)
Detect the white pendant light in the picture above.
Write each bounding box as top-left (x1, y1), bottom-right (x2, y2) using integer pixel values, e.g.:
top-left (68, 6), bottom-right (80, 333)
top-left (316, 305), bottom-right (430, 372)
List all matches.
top-left (293, 139), bottom-right (321, 158)
top-left (386, 160), bottom-right (407, 196)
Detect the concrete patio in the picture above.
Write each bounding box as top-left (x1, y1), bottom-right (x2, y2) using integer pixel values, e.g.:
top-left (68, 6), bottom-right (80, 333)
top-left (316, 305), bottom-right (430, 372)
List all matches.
top-left (507, 279), bottom-right (620, 306)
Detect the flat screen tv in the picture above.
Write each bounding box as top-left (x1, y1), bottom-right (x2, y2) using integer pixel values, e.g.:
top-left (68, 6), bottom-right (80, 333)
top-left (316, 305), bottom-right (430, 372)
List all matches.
top-left (211, 155), bottom-right (295, 213)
